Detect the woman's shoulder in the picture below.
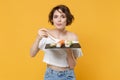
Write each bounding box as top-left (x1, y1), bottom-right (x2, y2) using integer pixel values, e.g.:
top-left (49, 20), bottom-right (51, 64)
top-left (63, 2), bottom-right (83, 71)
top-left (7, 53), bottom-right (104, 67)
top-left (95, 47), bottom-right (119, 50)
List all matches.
top-left (67, 31), bottom-right (78, 41)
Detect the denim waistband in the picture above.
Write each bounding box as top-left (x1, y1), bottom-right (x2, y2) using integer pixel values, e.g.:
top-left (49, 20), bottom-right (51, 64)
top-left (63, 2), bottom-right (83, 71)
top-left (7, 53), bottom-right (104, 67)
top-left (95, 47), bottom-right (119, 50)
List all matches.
top-left (46, 67), bottom-right (74, 75)
top-left (45, 67), bottom-right (76, 80)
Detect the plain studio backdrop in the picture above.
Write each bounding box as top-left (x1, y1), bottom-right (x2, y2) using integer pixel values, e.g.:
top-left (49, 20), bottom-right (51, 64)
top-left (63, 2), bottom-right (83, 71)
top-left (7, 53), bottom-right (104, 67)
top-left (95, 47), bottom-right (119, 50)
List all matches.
top-left (0, 0), bottom-right (120, 80)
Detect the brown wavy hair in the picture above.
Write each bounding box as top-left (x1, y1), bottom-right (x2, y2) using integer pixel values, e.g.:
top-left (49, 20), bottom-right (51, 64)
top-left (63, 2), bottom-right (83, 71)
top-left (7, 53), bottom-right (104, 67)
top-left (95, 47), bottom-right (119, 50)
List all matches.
top-left (48, 5), bottom-right (74, 26)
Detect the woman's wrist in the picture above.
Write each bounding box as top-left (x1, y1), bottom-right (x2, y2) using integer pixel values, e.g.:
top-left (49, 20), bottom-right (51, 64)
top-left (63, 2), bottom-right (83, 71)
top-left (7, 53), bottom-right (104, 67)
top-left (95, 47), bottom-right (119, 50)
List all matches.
top-left (36, 35), bottom-right (42, 41)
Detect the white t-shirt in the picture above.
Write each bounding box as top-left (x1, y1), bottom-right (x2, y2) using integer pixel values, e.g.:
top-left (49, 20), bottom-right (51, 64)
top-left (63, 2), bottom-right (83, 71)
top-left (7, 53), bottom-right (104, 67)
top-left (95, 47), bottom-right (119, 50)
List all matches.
top-left (38, 37), bottom-right (83, 67)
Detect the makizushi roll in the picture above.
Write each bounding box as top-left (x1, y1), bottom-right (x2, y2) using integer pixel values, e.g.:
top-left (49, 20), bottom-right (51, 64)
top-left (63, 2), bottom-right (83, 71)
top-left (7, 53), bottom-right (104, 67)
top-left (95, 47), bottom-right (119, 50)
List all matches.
top-left (56, 40), bottom-right (64, 47)
top-left (50, 43), bottom-right (56, 47)
top-left (65, 40), bottom-right (72, 47)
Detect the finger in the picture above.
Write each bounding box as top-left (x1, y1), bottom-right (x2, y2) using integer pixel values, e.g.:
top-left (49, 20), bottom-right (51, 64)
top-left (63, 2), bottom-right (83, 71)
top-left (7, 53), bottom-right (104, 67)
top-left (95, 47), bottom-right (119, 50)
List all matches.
top-left (38, 34), bottom-right (47, 38)
top-left (38, 29), bottom-right (47, 35)
top-left (40, 28), bottom-right (48, 32)
top-left (38, 29), bottom-right (46, 35)
top-left (39, 33), bottom-right (48, 38)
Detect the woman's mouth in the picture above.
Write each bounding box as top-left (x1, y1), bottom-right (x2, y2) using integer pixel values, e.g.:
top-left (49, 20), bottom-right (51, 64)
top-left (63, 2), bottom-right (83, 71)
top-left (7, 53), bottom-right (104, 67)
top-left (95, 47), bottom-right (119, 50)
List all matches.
top-left (56, 23), bottom-right (62, 26)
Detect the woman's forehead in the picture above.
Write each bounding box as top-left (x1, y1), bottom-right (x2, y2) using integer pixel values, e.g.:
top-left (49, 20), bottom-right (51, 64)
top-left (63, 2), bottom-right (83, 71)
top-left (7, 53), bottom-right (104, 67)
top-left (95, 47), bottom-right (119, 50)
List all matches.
top-left (53, 9), bottom-right (66, 15)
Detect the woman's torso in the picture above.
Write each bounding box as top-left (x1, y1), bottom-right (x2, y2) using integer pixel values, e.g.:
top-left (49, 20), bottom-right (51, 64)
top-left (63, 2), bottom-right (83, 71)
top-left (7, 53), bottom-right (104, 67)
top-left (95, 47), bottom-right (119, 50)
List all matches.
top-left (44, 29), bottom-right (77, 71)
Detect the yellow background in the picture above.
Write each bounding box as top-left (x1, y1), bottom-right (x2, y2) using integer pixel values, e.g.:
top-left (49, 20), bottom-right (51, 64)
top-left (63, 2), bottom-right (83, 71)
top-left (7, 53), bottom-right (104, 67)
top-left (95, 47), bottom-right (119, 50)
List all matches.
top-left (0, 0), bottom-right (120, 80)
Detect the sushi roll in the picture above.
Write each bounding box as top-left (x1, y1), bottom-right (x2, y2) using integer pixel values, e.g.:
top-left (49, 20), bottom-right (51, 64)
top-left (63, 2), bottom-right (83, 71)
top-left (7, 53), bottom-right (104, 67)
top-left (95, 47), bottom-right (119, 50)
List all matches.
top-left (56, 40), bottom-right (64, 47)
top-left (65, 40), bottom-right (72, 47)
top-left (50, 43), bottom-right (56, 47)
top-left (56, 43), bottom-right (61, 47)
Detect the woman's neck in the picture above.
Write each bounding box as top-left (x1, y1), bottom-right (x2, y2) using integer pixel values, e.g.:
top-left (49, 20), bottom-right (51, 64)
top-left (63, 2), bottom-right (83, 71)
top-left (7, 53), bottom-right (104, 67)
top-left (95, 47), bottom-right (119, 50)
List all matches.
top-left (53, 28), bottom-right (67, 39)
top-left (54, 28), bottom-right (66, 34)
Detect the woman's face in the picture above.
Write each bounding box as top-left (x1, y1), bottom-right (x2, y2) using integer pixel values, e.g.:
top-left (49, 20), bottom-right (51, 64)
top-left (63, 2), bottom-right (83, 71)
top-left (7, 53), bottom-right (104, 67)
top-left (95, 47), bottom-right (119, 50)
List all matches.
top-left (52, 9), bottom-right (67, 30)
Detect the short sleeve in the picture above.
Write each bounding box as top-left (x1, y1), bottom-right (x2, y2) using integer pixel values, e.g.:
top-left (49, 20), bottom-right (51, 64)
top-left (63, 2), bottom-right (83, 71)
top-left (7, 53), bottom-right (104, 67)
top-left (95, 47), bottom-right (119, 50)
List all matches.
top-left (38, 38), bottom-right (47, 50)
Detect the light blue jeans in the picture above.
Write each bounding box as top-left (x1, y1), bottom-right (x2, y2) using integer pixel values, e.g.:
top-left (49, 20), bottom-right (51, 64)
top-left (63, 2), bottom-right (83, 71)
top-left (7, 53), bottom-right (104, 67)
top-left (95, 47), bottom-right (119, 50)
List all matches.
top-left (44, 67), bottom-right (76, 80)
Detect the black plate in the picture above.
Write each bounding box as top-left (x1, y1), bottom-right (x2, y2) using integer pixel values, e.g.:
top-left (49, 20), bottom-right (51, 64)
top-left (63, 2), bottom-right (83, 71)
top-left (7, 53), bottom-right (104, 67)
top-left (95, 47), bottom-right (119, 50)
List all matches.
top-left (45, 43), bottom-right (81, 49)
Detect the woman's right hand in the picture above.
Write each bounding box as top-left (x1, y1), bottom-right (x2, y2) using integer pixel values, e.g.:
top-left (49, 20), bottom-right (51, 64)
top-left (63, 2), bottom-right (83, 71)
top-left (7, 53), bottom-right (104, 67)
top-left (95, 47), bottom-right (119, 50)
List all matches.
top-left (37, 28), bottom-right (48, 39)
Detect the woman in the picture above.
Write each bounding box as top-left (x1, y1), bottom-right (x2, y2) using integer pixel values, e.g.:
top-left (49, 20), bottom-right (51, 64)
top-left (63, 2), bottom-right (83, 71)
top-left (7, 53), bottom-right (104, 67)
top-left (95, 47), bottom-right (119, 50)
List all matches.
top-left (30, 5), bottom-right (83, 80)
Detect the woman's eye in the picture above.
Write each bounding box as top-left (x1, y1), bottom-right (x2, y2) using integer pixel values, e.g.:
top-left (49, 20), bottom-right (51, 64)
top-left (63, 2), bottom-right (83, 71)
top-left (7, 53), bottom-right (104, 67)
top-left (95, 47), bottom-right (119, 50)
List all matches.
top-left (53, 15), bottom-right (66, 18)
top-left (53, 15), bottom-right (58, 18)
top-left (61, 15), bottom-right (66, 18)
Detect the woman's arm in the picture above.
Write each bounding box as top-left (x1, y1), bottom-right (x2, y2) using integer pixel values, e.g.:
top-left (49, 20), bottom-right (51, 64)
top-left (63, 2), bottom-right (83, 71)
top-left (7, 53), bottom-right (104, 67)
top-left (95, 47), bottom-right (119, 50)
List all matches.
top-left (30, 35), bottom-right (42, 57)
top-left (66, 49), bottom-right (76, 69)
top-left (30, 28), bottom-right (48, 57)
top-left (66, 32), bottom-right (78, 68)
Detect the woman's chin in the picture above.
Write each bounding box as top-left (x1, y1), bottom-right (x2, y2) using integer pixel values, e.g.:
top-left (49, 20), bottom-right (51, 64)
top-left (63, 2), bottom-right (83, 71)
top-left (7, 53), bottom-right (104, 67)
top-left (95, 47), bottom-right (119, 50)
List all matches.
top-left (57, 27), bottom-right (65, 30)
top-left (55, 26), bottom-right (65, 30)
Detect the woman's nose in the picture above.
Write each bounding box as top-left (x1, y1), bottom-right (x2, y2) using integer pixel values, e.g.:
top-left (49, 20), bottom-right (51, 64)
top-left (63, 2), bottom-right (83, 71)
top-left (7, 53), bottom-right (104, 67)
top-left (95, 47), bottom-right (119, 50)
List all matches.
top-left (57, 17), bottom-right (61, 22)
